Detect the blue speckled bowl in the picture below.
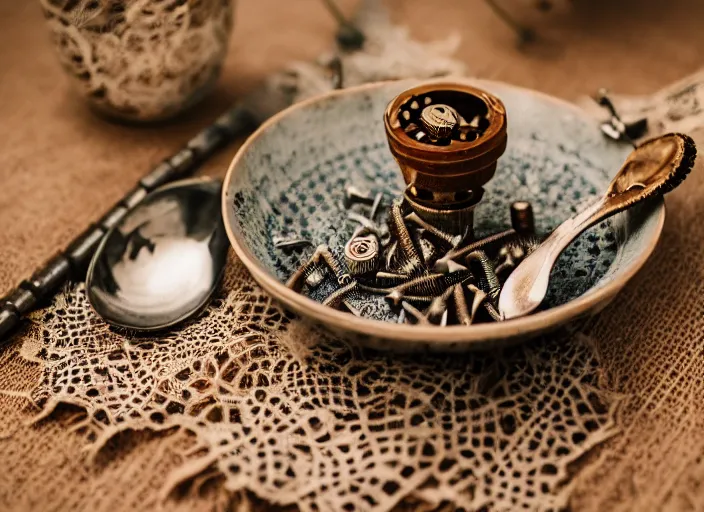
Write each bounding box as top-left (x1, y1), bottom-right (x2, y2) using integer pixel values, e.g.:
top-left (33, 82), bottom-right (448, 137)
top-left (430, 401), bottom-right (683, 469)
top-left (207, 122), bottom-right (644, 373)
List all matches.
top-left (222, 79), bottom-right (664, 351)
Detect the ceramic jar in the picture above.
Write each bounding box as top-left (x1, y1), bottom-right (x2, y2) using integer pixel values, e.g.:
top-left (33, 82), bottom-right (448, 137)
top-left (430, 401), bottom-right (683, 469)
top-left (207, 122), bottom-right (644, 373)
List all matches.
top-left (40, 0), bottom-right (233, 122)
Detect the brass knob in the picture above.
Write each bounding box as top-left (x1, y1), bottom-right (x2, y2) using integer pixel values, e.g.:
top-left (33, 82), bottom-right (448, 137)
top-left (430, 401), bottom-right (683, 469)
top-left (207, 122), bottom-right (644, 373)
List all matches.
top-left (384, 83), bottom-right (508, 235)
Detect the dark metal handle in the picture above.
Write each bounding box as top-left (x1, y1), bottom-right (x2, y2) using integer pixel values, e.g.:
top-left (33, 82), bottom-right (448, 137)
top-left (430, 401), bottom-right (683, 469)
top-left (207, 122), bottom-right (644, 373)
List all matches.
top-left (0, 104), bottom-right (259, 342)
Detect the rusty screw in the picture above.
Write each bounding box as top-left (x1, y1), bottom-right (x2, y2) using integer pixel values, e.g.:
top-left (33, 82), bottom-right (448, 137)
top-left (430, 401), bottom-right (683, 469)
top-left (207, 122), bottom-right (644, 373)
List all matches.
top-left (388, 199), bottom-right (423, 274)
top-left (405, 212), bottom-right (464, 249)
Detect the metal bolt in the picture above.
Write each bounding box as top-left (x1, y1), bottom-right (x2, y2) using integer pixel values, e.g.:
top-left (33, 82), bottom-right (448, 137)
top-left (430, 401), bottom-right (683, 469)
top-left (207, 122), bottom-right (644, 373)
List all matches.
top-left (357, 267), bottom-right (471, 306)
top-left (510, 201), bottom-right (535, 236)
top-left (375, 271), bottom-right (408, 286)
top-left (389, 293), bottom-right (436, 305)
top-left (381, 272), bottom-right (444, 305)
top-left (356, 283), bottom-right (433, 304)
top-left (394, 270), bottom-right (471, 305)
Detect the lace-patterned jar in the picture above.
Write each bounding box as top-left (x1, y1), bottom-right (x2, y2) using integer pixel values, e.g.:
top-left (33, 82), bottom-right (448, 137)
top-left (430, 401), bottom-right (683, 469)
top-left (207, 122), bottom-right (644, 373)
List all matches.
top-left (40, 0), bottom-right (233, 122)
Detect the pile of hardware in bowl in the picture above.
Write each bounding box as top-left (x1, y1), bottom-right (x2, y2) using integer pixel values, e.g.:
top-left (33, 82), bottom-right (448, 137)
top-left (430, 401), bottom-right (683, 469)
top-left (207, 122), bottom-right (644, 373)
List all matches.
top-left (280, 83), bottom-right (696, 326)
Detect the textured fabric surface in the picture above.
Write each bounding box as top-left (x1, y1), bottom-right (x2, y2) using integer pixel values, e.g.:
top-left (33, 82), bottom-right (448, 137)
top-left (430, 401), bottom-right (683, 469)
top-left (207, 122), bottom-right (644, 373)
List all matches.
top-left (19, 263), bottom-right (620, 511)
top-left (1, 0), bottom-right (704, 510)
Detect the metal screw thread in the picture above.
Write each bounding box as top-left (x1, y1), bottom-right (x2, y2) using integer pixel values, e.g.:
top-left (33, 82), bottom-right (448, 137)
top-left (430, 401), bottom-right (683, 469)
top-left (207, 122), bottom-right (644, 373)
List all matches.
top-left (314, 245), bottom-right (351, 285)
top-left (388, 201), bottom-right (422, 272)
top-left (322, 281), bottom-right (357, 309)
top-left (375, 272), bottom-right (408, 286)
top-left (484, 301), bottom-right (503, 322)
top-left (443, 269), bottom-right (473, 288)
top-left (466, 250), bottom-right (501, 302)
top-left (286, 262), bottom-right (310, 291)
top-left (417, 237), bottom-right (437, 266)
top-left (396, 272), bottom-right (446, 297)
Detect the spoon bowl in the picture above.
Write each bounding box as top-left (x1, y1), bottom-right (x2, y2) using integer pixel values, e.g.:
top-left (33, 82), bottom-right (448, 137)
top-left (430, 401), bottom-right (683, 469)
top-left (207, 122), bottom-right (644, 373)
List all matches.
top-left (86, 178), bottom-right (228, 331)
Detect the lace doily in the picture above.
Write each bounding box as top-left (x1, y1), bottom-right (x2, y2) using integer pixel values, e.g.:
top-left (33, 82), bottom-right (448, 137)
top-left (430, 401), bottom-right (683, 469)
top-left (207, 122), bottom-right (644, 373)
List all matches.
top-left (40, 0), bottom-right (233, 121)
top-left (19, 259), bottom-right (618, 511)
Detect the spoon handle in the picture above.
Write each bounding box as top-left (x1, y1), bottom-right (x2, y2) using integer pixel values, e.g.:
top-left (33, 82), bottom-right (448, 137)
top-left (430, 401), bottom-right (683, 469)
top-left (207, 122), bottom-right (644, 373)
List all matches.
top-left (498, 196), bottom-right (609, 320)
top-left (0, 104), bottom-right (258, 344)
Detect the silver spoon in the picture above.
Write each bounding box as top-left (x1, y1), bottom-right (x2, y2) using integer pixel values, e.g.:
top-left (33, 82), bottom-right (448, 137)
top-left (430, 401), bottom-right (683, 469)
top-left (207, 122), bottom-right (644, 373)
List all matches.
top-left (499, 133), bottom-right (696, 320)
top-left (86, 178), bottom-right (228, 331)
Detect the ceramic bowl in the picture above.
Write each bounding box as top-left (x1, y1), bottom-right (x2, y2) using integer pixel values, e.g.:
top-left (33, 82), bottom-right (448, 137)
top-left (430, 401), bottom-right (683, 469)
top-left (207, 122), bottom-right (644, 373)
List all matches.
top-left (222, 79), bottom-right (664, 351)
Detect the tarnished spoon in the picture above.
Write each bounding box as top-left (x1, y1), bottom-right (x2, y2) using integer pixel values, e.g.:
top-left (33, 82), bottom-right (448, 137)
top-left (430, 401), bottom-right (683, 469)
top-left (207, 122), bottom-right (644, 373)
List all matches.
top-left (86, 178), bottom-right (228, 331)
top-left (499, 133), bottom-right (697, 320)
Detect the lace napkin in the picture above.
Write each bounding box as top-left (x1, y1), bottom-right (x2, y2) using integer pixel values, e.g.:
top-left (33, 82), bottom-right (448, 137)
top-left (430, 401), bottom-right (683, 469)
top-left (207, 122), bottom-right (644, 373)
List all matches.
top-left (21, 260), bottom-right (617, 511)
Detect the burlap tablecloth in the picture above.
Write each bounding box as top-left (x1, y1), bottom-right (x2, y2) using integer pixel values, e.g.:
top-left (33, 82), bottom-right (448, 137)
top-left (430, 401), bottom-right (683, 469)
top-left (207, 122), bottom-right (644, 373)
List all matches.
top-left (1, 0), bottom-right (704, 510)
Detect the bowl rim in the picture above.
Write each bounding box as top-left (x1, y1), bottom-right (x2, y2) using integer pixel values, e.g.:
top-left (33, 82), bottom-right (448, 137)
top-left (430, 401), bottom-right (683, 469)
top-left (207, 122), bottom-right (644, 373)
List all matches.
top-left (222, 78), bottom-right (665, 346)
